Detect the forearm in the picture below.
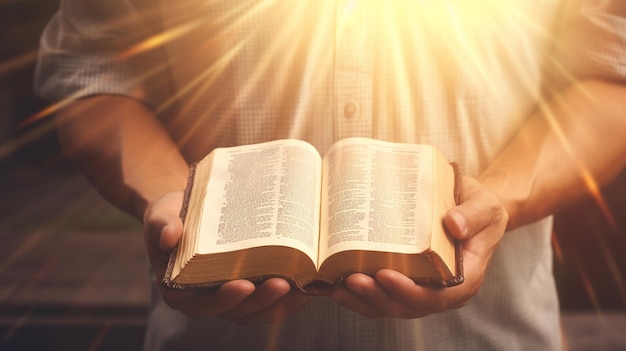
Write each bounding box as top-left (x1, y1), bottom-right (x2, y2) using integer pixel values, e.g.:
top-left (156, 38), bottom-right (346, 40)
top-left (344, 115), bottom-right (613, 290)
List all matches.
top-left (55, 95), bottom-right (189, 219)
top-left (479, 79), bottom-right (626, 230)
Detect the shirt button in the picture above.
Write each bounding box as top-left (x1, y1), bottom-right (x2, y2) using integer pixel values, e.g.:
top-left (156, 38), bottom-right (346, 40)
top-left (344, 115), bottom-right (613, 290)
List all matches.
top-left (343, 101), bottom-right (358, 118)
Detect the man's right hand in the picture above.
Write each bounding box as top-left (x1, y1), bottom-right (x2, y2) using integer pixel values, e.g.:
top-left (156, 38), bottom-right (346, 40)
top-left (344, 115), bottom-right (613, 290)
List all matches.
top-left (56, 96), bottom-right (314, 324)
top-left (142, 191), bottom-right (313, 325)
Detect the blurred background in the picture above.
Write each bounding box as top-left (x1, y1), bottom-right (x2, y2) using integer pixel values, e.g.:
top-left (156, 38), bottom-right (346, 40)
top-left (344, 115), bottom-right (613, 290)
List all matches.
top-left (1, 1), bottom-right (625, 350)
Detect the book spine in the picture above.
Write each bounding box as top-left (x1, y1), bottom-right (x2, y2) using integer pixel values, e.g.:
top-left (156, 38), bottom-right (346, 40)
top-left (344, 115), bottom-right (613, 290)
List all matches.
top-left (163, 162), bottom-right (198, 289)
top-left (179, 162), bottom-right (198, 223)
top-left (451, 162), bottom-right (464, 286)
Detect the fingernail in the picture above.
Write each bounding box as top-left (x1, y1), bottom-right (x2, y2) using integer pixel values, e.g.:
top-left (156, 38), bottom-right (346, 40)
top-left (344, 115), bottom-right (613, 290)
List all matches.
top-left (450, 210), bottom-right (468, 237)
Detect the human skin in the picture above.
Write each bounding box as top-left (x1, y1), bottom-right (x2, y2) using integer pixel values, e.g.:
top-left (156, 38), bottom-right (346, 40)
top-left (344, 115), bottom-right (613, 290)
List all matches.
top-left (55, 79), bottom-right (626, 323)
top-left (331, 80), bottom-right (626, 318)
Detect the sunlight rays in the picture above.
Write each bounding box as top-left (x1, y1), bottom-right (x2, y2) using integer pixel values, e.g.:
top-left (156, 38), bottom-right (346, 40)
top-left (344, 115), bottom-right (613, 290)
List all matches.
top-left (0, 118), bottom-right (55, 161)
top-left (598, 238), bottom-right (626, 306)
top-left (2, 5), bottom-right (624, 342)
top-left (165, 40), bottom-right (246, 148)
top-left (444, 3), bottom-right (500, 99)
top-left (539, 90), bottom-right (618, 229)
top-left (0, 51), bottom-right (38, 77)
top-left (9, 0), bottom-right (617, 237)
top-left (115, 19), bottom-right (206, 62)
top-left (4, 2), bottom-right (620, 224)
top-left (0, 178), bottom-right (104, 276)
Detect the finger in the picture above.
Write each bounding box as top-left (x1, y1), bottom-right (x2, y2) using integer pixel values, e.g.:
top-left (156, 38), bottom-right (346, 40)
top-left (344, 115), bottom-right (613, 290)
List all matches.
top-left (162, 279), bottom-right (256, 316)
top-left (160, 221), bottom-right (183, 251)
top-left (340, 273), bottom-right (418, 318)
top-left (330, 278), bottom-right (385, 318)
top-left (219, 278), bottom-right (291, 320)
top-left (375, 269), bottom-right (448, 313)
top-left (376, 265), bottom-right (480, 315)
top-left (144, 191), bottom-right (184, 251)
top-left (143, 192), bottom-right (184, 281)
top-left (211, 279), bottom-right (258, 313)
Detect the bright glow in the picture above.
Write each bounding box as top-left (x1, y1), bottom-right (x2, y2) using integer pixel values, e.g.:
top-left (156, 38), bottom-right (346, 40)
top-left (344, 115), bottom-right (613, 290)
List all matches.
top-left (3, 4), bottom-right (625, 347)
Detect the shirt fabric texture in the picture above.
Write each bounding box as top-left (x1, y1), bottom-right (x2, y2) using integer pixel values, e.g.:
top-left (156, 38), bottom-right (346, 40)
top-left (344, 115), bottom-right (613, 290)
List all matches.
top-left (35, 0), bottom-right (626, 350)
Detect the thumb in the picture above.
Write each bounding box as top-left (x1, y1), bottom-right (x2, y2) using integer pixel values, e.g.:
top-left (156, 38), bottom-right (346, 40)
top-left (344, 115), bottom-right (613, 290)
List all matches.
top-left (444, 177), bottom-right (506, 240)
top-left (160, 220), bottom-right (183, 251)
top-left (444, 208), bottom-right (470, 239)
top-left (144, 191), bottom-right (184, 252)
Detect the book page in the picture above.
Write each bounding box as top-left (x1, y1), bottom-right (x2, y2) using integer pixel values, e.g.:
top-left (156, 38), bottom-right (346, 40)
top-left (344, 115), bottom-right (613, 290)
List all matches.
top-left (430, 147), bottom-right (458, 274)
top-left (319, 138), bottom-right (434, 263)
top-left (197, 139), bottom-right (322, 264)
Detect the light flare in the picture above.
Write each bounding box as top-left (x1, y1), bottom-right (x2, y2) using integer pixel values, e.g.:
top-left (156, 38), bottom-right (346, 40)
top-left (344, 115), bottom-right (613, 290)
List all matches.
top-left (0, 177), bottom-right (105, 278)
top-left (0, 118), bottom-right (56, 161)
top-left (503, 5), bottom-right (612, 225)
top-left (115, 19), bottom-right (205, 61)
top-left (538, 94), bottom-right (618, 229)
top-left (222, 0), bottom-right (302, 110)
top-left (444, 4), bottom-right (500, 98)
top-left (0, 50), bottom-right (38, 77)
top-left (86, 320), bottom-right (114, 351)
top-left (2, 308), bottom-right (33, 342)
top-left (16, 91), bottom-right (83, 129)
top-left (575, 250), bottom-right (603, 312)
top-left (551, 231), bottom-right (565, 264)
top-left (7, 0), bottom-right (623, 313)
top-left (0, 231), bottom-right (47, 276)
top-left (598, 239), bottom-right (626, 306)
top-left (15, 48), bottom-right (171, 132)
top-left (165, 40), bottom-right (246, 148)
top-left (158, 0), bottom-right (282, 144)
top-left (578, 165), bottom-right (617, 229)
top-left (265, 322), bottom-right (281, 351)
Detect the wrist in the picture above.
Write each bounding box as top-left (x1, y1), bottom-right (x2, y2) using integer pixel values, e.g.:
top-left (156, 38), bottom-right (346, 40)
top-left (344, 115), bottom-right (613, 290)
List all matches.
top-left (134, 176), bottom-right (189, 221)
top-left (478, 170), bottom-right (524, 231)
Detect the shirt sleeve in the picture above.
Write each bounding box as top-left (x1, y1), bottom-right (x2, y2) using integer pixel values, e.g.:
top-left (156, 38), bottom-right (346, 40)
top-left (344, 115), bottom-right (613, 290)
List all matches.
top-left (553, 0), bottom-right (626, 83)
top-left (34, 0), bottom-right (163, 105)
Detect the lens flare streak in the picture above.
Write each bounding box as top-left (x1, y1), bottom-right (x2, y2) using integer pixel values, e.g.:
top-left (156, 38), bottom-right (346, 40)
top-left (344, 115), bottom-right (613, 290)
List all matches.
top-left (115, 19), bottom-right (205, 61)
top-left (537, 94), bottom-right (617, 229)
top-left (0, 51), bottom-right (38, 77)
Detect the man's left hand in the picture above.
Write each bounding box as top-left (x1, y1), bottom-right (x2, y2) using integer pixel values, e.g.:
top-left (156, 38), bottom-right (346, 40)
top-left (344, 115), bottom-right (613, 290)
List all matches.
top-left (329, 176), bottom-right (508, 318)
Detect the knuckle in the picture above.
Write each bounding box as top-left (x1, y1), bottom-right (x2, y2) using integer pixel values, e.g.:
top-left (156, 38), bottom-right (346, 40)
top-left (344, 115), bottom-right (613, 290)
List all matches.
top-left (435, 298), bottom-right (450, 312)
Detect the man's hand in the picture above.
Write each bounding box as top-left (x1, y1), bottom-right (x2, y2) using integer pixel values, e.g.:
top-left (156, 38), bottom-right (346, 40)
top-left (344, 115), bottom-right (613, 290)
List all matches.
top-left (142, 191), bottom-right (313, 325)
top-left (329, 176), bottom-right (507, 318)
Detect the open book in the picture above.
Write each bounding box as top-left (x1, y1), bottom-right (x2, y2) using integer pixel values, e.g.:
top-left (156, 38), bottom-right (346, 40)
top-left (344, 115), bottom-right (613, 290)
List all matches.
top-left (163, 137), bottom-right (463, 295)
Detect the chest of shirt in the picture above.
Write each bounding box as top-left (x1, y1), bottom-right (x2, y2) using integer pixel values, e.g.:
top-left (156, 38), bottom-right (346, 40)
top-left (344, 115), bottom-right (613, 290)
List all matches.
top-left (147, 0), bottom-right (562, 173)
